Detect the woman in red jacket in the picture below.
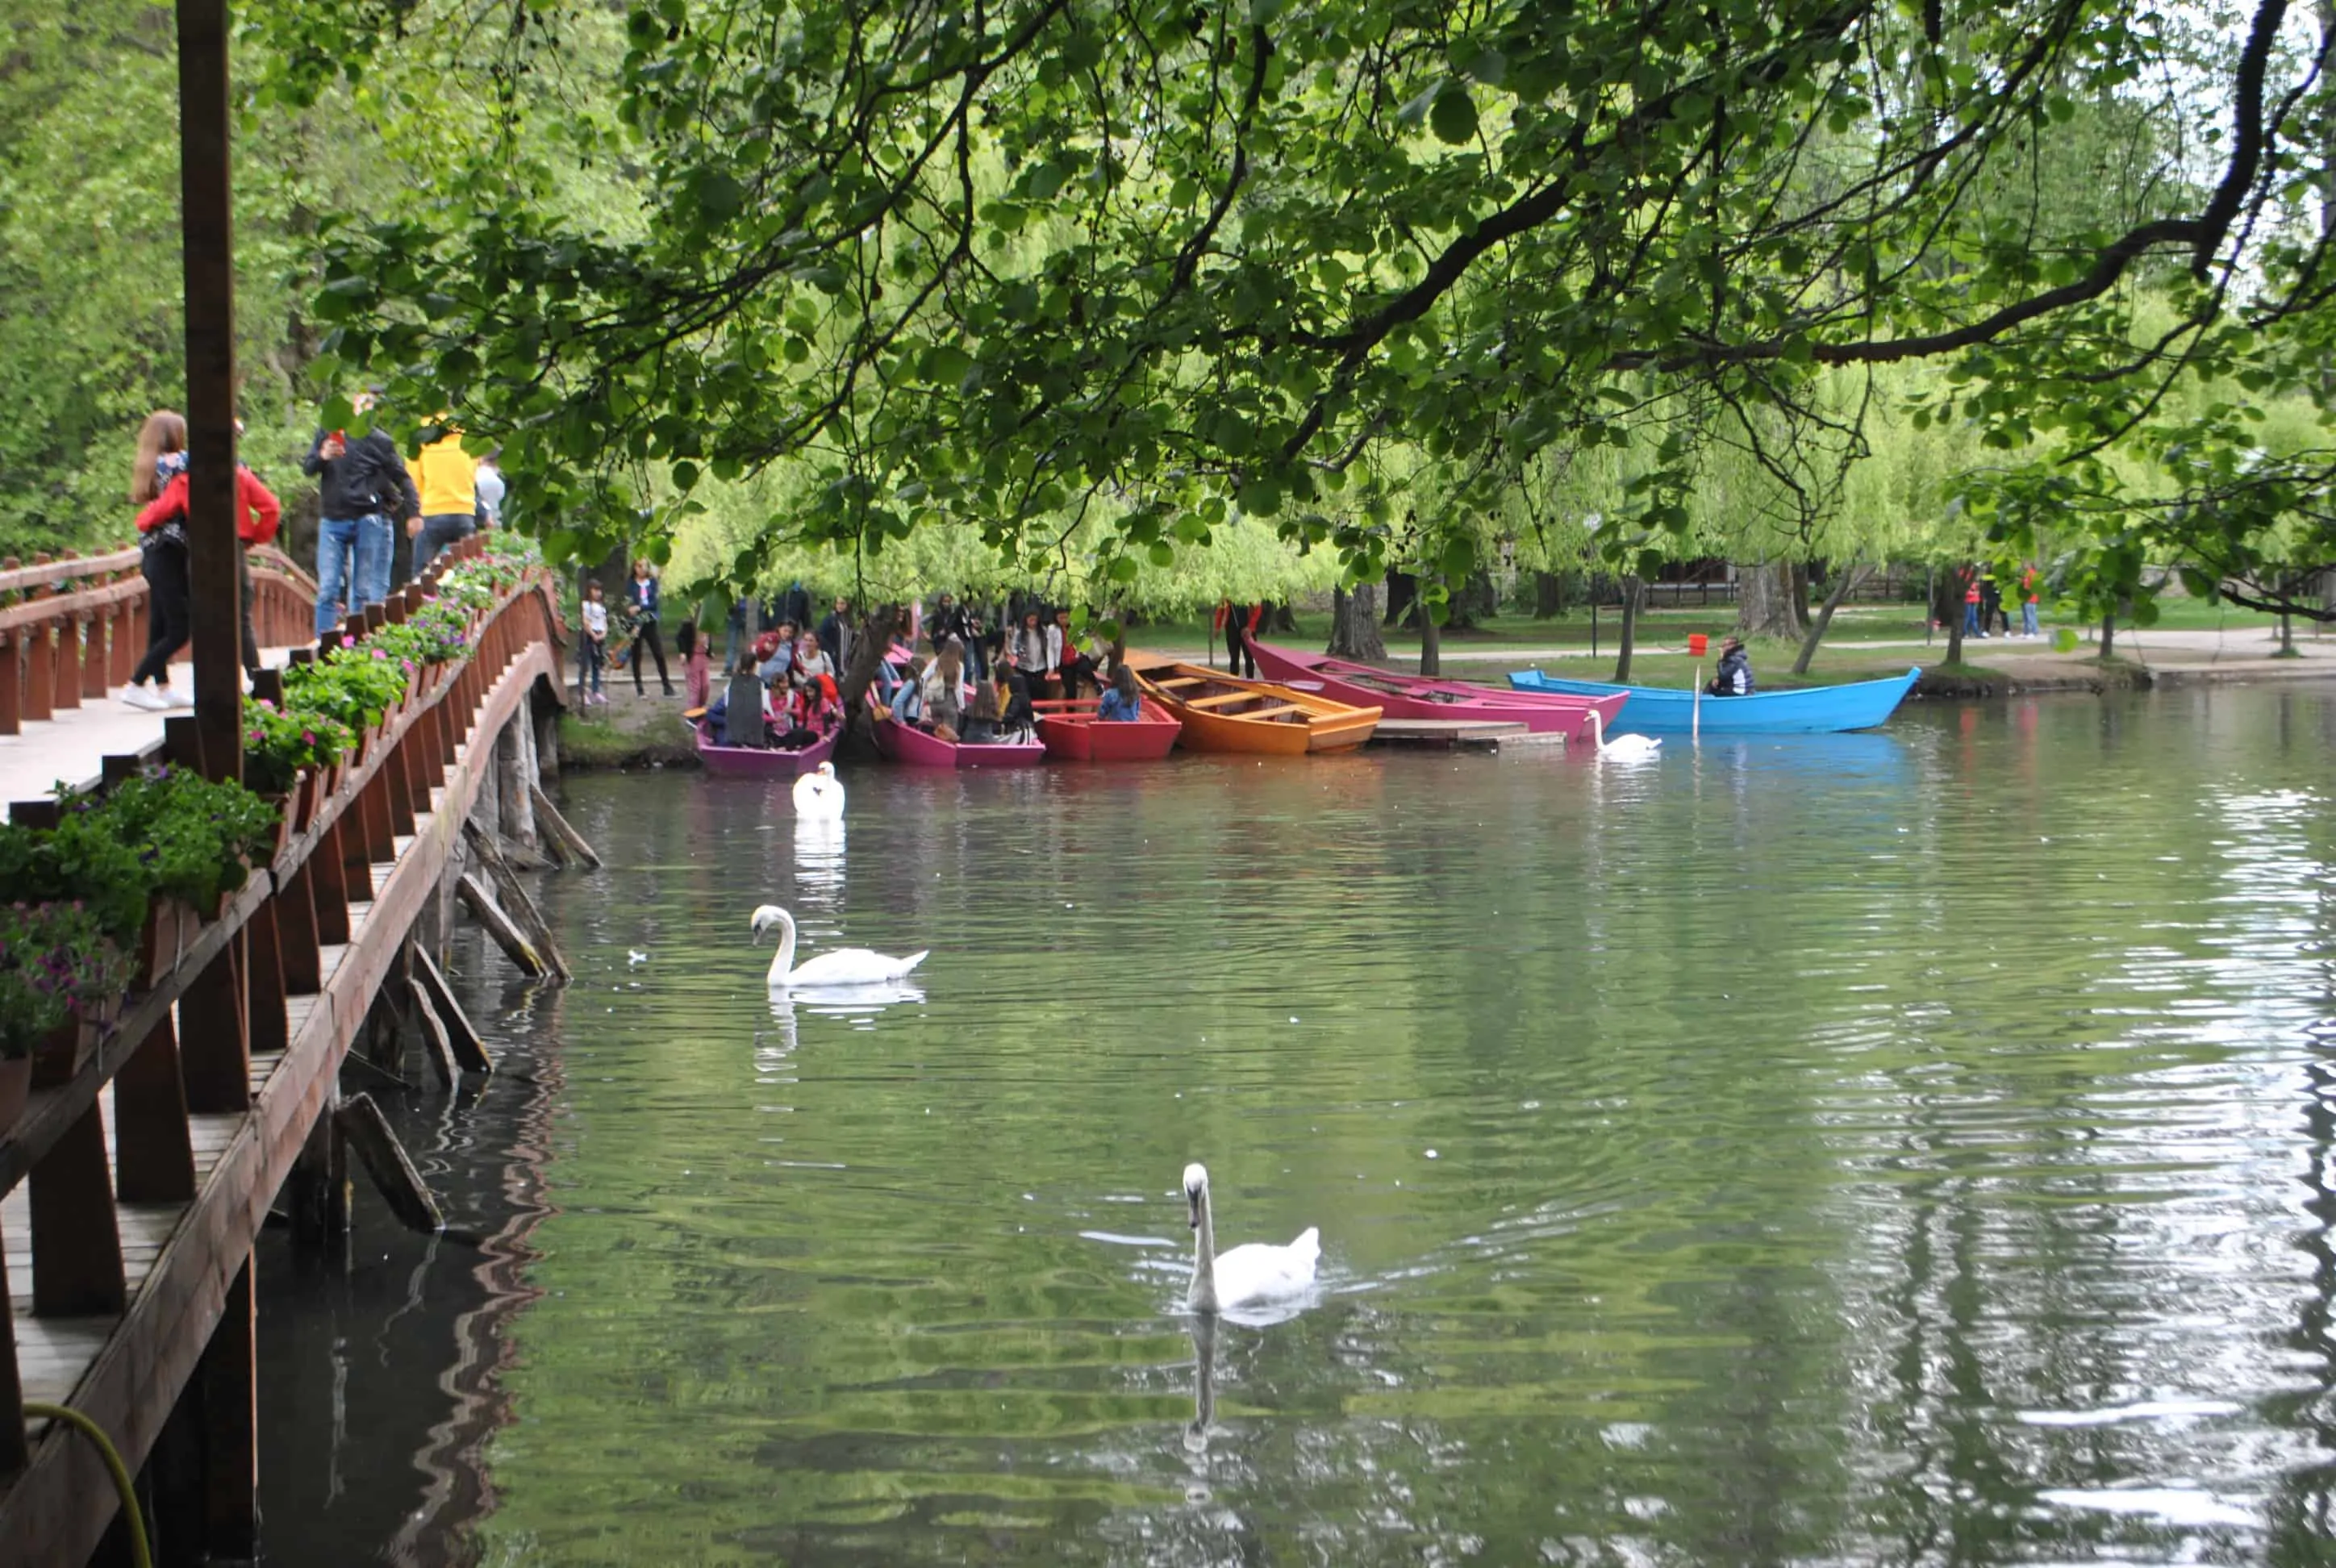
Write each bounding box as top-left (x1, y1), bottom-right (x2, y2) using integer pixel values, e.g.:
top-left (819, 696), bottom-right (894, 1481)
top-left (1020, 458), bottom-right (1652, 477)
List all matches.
top-left (1213, 598), bottom-right (1262, 678)
top-left (136, 427), bottom-right (282, 682)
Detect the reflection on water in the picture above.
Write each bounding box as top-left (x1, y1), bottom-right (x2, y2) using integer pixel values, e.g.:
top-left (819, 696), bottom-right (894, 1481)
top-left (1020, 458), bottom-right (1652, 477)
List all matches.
top-left (254, 684), bottom-right (2336, 1566)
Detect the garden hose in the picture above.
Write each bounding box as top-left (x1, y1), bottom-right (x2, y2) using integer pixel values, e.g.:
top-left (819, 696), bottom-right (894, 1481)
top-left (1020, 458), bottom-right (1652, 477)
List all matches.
top-left (22, 1402), bottom-right (152, 1568)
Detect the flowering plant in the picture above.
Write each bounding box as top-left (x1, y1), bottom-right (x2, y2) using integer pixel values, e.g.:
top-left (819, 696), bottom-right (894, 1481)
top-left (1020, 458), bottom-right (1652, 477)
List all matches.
top-left (90, 767), bottom-right (281, 912)
top-left (0, 902), bottom-right (127, 1059)
top-left (244, 698), bottom-right (352, 794)
top-left (282, 644), bottom-right (408, 731)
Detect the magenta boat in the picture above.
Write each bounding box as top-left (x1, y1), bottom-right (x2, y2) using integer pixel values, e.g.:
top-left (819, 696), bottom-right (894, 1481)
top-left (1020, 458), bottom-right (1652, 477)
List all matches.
top-left (693, 717), bottom-right (840, 778)
top-left (873, 717), bottom-right (1046, 769)
top-left (1247, 640), bottom-right (1625, 741)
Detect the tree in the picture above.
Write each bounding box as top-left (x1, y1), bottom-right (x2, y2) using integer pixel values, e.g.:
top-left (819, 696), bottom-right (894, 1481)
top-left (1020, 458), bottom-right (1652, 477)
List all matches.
top-left (267, 0), bottom-right (2336, 621)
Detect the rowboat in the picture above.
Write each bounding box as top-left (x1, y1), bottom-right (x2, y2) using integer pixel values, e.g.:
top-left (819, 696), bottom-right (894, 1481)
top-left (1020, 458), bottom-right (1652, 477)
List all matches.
top-left (690, 715), bottom-right (840, 778)
top-left (872, 716), bottom-right (1048, 768)
top-left (1507, 665), bottom-right (1921, 736)
top-left (1247, 639), bottom-right (1625, 742)
top-left (1131, 659), bottom-right (1380, 754)
top-left (1033, 697), bottom-right (1183, 761)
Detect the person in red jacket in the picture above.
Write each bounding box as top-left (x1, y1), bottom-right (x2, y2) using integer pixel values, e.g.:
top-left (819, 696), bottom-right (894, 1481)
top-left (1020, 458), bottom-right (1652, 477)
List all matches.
top-left (1213, 598), bottom-right (1262, 678)
top-left (136, 432), bottom-right (282, 682)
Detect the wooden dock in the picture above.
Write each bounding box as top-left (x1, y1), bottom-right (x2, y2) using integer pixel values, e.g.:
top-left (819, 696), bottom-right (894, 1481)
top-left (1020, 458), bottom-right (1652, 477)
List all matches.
top-left (1368, 717), bottom-right (1560, 751)
top-left (0, 541), bottom-right (573, 1566)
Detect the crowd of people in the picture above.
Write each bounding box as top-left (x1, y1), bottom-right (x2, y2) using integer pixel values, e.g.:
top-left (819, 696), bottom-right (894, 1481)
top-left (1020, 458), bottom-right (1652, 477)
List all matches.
top-left (117, 394), bottom-right (505, 713)
top-left (667, 588), bottom-right (1149, 749)
top-left (1959, 563), bottom-right (2043, 640)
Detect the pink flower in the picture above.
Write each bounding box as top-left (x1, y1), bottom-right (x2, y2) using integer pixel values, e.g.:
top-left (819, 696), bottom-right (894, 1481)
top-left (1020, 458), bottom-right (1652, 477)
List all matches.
top-left (341, 636), bottom-right (357, 648)
top-left (302, 731), bottom-right (317, 745)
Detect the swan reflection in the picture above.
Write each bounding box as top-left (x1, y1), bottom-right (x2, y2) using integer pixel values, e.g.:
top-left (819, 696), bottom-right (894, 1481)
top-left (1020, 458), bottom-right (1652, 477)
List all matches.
top-left (1184, 1312), bottom-right (1218, 1457)
top-left (791, 818), bottom-right (846, 905)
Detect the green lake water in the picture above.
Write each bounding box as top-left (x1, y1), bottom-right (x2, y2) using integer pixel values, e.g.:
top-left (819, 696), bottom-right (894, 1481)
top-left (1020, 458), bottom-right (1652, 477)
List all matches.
top-left (257, 684), bottom-right (2336, 1565)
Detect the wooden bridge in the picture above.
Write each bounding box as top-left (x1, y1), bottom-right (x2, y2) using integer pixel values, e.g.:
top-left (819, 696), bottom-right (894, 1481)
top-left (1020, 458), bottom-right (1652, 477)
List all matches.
top-left (0, 537), bottom-right (577, 1565)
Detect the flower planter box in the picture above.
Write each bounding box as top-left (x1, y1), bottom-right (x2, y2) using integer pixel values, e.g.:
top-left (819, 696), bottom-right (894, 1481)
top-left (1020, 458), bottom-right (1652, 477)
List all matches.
top-left (140, 898), bottom-right (200, 989)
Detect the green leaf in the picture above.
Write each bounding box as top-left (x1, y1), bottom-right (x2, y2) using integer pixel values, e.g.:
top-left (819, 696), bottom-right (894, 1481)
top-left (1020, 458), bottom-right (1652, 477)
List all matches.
top-left (1438, 536), bottom-right (1475, 580)
top-left (1429, 83), bottom-right (1478, 145)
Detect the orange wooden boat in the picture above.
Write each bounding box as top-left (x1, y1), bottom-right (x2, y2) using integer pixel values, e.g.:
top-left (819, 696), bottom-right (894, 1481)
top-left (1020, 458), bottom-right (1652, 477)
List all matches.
top-left (1132, 659), bottom-right (1380, 754)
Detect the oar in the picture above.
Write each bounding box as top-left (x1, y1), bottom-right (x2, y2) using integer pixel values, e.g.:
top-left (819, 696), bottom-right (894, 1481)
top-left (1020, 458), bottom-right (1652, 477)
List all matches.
top-left (1687, 632), bottom-right (1708, 742)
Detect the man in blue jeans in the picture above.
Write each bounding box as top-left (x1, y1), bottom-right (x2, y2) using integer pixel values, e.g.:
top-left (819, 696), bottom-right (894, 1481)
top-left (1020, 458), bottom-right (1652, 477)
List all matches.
top-left (302, 391), bottom-right (421, 639)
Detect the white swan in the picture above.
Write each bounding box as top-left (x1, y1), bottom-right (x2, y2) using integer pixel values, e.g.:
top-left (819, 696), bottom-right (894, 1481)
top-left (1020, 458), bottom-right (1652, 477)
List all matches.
top-left (1183, 1163), bottom-right (1320, 1313)
top-left (793, 761), bottom-right (845, 819)
top-left (1586, 707), bottom-right (1663, 762)
top-left (750, 904), bottom-right (927, 989)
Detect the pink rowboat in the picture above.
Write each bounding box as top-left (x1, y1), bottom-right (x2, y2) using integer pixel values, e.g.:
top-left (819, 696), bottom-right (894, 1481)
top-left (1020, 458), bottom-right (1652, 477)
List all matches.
top-left (692, 716), bottom-right (841, 778)
top-left (873, 716), bottom-right (1047, 769)
top-left (1033, 697), bottom-right (1183, 761)
top-left (1246, 639), bottom-right (1625, 742)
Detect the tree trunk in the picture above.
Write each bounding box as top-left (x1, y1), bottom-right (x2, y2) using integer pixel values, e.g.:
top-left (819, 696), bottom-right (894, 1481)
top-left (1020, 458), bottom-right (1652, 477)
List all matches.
top-left (1938, 568), bottom-right (1967, 666)
top-left (1792, 561), bottom-right (1868, 676)
top-left (1419, 586), bottom-right (1442, 677)
top-left (1612, 574), bottom-right (1642, 682)
top-left (839, 605), bottom-right (898, 709)
top-left (2099, 609), bottom-right (2115, 661)
top-left (1789, 561), bottom-right (1813, 633)
top-left (1328, 582), bottom-right (1387, 660)
top-left (1445, 570), bottom-right (1499, 630)
top-left (1533, 570), bottom-right (1563, 619)
top-left (1734, 561), bottom-right (1799, 640)
top-left (1384, 570), bottom-right (1418, 628)
top-left (1268, 600), bottom-right (1299, 634)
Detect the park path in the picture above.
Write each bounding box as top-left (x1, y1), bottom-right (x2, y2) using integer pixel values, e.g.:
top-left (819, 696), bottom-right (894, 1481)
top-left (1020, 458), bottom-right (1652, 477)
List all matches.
top-left (0, 647), bottom-right (300, 809)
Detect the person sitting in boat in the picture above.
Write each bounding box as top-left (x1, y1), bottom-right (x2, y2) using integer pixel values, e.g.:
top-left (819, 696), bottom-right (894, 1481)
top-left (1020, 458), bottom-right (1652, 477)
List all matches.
top-left (1098, 663), bottom-right (1144, 721)
top-left (997, 656), bottom-right (1036, 741)
top-left (878, 655), bottom-right (926, 725)
top-left (790, 631), bottom-right (832, 694)
top-left (960, 667), bottom-right (1006, 743)
top-left (756, 620), bottom-right (799, 684)
top-left (1708, 636), bottom-right (1755, 696)
top-left (922, 641), bottom-right (966, 734)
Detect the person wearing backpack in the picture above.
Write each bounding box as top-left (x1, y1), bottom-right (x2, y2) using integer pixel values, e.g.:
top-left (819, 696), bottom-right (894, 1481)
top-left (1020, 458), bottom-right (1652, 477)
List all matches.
top-left (302, 390), bottom-right (420, 637)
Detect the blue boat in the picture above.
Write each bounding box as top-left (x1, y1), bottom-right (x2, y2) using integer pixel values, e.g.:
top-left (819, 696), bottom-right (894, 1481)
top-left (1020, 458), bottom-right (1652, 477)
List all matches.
top-left (1506, 665), bottom-right (1921, 736)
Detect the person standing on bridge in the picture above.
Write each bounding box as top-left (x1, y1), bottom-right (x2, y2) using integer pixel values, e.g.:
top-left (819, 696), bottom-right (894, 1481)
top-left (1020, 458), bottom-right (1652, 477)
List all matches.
top-left (134, 415), bottom-right (282, 689)
top-left (302, 390), bottom-right (419, 640)
top-left (406, 419), bottom-right (480, 579)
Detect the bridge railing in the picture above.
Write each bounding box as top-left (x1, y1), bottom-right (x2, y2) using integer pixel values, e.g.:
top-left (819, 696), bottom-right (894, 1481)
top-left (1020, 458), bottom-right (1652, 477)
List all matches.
top-left (0, 535), bottom-right (568, 1561)
top-left (0, 545), bottom-right (319, 736)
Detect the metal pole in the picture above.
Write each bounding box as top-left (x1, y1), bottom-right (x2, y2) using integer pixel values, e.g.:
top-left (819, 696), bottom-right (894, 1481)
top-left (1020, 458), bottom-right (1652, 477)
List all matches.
top-left (1590, 599), bottom-right (1599, 659)
top-left (178, 0), bottom-right (240, 783)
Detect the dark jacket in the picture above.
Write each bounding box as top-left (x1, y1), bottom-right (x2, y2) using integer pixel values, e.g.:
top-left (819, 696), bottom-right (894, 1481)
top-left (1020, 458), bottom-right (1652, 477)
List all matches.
top-left (627, 575), bottom-right (660, 623)
top-left (999, 668), bottom-right (1034, 732)
top-left (302, 429), bottom-right (420, 522)
top-left (816, 610), bottom-right (851, 672)
top-left (1710, 646), bottom-right (1754, 696)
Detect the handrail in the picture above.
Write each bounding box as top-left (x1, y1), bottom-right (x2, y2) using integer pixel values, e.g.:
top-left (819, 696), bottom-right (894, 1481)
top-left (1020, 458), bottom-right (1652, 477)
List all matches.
top-left (0, 544), bottom-right (314, 600)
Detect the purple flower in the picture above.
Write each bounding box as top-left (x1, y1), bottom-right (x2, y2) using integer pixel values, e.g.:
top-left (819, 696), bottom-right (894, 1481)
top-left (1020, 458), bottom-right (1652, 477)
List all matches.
top-left (341, 636), bottom-right (357, 649)
top-left (302, 731), bottom-right (316, 745)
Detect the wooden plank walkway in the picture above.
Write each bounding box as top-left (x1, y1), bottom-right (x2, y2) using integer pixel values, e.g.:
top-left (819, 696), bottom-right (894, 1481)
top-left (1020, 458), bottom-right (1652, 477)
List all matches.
top-left (0, 647), bottom-right (303, 806)
top-left (1367, 717), bottom-right (1541, 750)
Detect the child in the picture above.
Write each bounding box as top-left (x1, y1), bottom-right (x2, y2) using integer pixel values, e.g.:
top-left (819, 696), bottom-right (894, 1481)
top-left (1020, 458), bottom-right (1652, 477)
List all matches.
top-left (678, 619), bottom-right (712, 710)
top-left (580, 580), bottom-right (609, 703)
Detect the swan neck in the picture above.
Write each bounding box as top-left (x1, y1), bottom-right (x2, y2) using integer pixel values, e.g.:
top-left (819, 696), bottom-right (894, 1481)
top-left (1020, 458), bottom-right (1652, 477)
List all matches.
top-left (766, 908), bottom-right (799, 984)
top-left (1190, 1186), bottom-right (1219, 1308)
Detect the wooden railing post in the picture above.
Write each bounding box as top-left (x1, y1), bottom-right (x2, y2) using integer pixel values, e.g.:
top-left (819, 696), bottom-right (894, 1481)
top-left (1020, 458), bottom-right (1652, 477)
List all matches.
top-left (30, 1099), bottom-right (127, 1316)
top-left (115, 1013), bottom-right (198, 1204)
top-left (246, 898), bottom-right (288, 1057)
top-left (0, 633), bottom-right (19, 736)
top-left (0, 1252), bottom-right (26, 1474)
top-left (80, 611), bottom-right (107, 701)
top-left (178, 937), bottom-right (250, 1115)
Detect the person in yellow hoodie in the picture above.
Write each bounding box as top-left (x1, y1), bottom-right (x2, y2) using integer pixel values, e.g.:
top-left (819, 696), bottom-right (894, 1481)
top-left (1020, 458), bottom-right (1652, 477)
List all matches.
top-left (407, 419), bottom-right (480, 579)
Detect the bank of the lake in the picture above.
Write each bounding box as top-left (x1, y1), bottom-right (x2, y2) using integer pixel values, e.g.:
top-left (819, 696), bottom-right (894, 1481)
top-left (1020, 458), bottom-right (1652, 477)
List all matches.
top-left (254, 681), bottom-right (2336, 1566)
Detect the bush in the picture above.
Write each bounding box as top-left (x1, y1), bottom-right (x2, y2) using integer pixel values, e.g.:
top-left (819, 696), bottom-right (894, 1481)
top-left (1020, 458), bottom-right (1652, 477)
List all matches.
top-left (0, 902), bottom-right (129, 1060)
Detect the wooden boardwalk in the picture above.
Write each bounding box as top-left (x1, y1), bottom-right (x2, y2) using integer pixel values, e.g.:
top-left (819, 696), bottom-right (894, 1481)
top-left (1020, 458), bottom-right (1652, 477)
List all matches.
top-left (0, 548), bottom-right (569, 1567)
top-left (1368, 717), bottom-right (1554, 751)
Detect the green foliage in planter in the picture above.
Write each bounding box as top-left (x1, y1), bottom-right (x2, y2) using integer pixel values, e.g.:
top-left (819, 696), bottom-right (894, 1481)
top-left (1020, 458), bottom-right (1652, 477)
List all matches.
top-left (0, 811), bottom-right (149, 945)
top-left (88, 767), bottom-right (281, 913)
top-left (283, 640), bottom-right (409, 731)
top-left (244, 698), bottom-right (353, 795)
top-left (0, 902), bottom-right (127, 1060)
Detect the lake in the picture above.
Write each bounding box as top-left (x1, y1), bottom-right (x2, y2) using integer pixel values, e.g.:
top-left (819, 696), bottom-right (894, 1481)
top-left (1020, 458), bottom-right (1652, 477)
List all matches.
top-left (254, 683), bottom-right (2336, 1565)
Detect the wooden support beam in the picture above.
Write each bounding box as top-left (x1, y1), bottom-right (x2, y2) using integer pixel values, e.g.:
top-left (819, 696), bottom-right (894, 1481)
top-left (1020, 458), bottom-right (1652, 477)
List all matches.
top-left (177, 936), bottom-right (250, 1116)
top-left (411, 946), bottom-right (490, 1074)
top-left (462, 820), bottom-right (571, 980)
top-left (455, 874), bottom-right (544, 978)
top-left (0, 1249), bottom-right (27, 1472)
top-left (30, 1098), bottom-right (127, 1316)
top-left (113, 1013), bottom-right (197, 1205)
top-left (333, 1095), bottom-right (443, 1235)
top-left (529, 783), bottom-right (601, 868)
top-left (195, 1257), bottom-right (257, 1561)
top-left (245, 897), bottom-right (288, 1057)
top-left (407, 978), bottom-right (457, 1090)
top-left (284, 1091), bottom-right (348, 1249)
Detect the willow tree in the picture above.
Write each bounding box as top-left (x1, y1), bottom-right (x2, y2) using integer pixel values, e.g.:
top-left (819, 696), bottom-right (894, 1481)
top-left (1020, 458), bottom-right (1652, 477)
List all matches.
top-left (273, 0), bottom-right (2336, 618)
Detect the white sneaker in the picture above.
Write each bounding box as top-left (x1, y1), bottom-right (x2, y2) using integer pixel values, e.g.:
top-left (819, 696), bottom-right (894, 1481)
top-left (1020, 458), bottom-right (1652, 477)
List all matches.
top-left (160, 686), bottom-right (192, 707)
top-left (122, 686), bottom-right (169, 711)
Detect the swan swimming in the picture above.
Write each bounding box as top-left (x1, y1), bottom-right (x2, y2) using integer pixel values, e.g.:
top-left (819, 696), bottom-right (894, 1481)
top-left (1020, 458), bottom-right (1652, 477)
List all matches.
top-left (1586, 707), bottom-right (1662, 763)
top-left (793, 761), bottom-right (845, 819)
top-left (1183, 1162), bottom-right (1319, 1313)
top-left (750, 904), bottom-right (926, 989)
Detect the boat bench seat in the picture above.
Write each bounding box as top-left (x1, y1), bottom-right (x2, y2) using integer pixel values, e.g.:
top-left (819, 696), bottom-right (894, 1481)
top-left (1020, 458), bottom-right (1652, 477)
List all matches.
top-left (1241, 703), bottom-right (1305, 720)
top-left (1153, 676), bottom-right (1205, 689)
top-left (1183, 690), bottom-right (1262, 708)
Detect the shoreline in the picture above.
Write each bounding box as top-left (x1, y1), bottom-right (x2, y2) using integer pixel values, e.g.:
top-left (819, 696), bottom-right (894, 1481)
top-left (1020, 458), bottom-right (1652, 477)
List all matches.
top-left (550, 657), bottom-right (2336, 773)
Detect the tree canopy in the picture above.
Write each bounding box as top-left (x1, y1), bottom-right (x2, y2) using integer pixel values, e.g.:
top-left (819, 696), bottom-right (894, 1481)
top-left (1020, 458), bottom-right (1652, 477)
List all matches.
top-left (15, 0), bottom-right (2334, 619)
